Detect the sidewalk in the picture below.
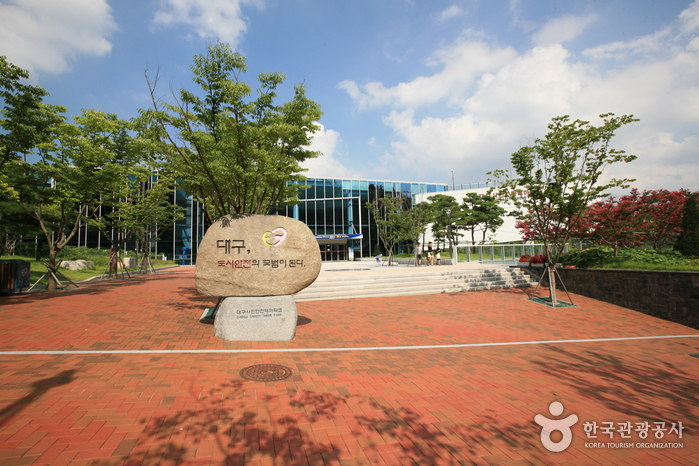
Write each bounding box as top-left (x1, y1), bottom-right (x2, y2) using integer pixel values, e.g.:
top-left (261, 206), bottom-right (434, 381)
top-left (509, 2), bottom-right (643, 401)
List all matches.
top-left (0, 266), bottom-right (697, 465)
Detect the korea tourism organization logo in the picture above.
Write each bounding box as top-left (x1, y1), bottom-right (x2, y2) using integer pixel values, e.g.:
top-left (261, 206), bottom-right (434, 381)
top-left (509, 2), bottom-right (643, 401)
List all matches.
top-left (535, 401), bottom-right (685, 452)
top-left (262, 227), bottom-right (287, 247)
top-left (534, 402), bottom-right (578, 452)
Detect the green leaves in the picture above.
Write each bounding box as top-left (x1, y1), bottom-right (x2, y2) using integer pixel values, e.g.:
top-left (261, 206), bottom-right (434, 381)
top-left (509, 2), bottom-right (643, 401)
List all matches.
top-left (140, 41), bottom-right (322, 219)
top-left (489, 113), bottom-right (638, 265)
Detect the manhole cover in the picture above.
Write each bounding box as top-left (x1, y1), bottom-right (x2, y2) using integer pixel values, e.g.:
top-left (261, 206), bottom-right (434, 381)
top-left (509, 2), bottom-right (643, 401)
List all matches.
top-left (240, 364), bottom-right (292, 382)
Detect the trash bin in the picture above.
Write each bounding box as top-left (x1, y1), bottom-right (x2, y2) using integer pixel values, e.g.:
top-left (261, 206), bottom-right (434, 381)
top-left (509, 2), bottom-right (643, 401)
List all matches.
top-left (0, 261), bottom-right (15, 294)
top-left (0, 260), bottom-right (30, 294)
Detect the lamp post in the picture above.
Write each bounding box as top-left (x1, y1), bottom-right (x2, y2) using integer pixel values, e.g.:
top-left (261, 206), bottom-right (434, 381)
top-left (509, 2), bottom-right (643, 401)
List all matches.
top-left (445, 208), bottom-right (457, 265)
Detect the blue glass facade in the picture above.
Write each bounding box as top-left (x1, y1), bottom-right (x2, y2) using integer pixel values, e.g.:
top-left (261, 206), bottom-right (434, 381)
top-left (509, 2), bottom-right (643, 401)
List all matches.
top-left (277, 178), bottom-right (447, 259)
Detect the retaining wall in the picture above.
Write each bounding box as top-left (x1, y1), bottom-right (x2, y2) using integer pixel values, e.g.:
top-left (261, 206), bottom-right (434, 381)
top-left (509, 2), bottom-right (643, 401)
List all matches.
top-left (523, 267), bottom-right (699, 330)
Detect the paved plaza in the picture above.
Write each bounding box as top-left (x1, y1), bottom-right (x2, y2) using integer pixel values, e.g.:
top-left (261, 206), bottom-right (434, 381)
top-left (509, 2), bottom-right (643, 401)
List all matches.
top-left (0, 265), bottom-right (697, 465)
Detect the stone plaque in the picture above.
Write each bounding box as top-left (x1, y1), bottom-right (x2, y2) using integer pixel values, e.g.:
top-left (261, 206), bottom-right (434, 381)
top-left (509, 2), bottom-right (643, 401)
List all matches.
top-left (214, 295), bottom-right (297, 341)
top-left (195, 214), bottom-right (321, 297)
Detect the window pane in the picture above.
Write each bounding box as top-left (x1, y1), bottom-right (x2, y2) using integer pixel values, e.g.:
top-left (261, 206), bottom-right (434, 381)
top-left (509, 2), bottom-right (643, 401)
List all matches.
top-left (368, 182), bottom-right (376, 203)
top-left (334, 179), bottom-right (342, 198)
top-left (307, 179), bottom-right (316, 200)
top-left (306, 201), bottom-right (315, 228)
top-left (298, 201), bottom-right (306, 224)
top-left (352, 198), bottom-right (360, 237)
top-left (334, 199), bottom-right (344, 233)
top-left (325, 199), bottom-right (334, 234)
top-left (343, 180), bottom-right (351, 197)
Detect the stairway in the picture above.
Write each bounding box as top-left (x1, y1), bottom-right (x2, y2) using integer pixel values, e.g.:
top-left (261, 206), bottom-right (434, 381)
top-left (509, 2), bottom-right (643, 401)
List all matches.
top-left (294, 267), bottom-right (537, 301)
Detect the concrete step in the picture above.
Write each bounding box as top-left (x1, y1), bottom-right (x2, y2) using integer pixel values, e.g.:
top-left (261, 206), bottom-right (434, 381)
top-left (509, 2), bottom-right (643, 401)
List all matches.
top-left (302, 275), bottom-right (533, 293)
top-left (295, 268), bottom-right (537, 301)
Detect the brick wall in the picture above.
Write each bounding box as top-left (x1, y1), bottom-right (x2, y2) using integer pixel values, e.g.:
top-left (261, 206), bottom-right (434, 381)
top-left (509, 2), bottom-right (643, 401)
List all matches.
top-left (523, 267), bottom-right (699, 330)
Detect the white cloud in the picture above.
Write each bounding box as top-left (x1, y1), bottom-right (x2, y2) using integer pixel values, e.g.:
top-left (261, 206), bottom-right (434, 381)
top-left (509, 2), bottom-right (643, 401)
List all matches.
top-left (0, 0), bottom-right (116, 77)
top-left (338, 35), bottom-right (517, 109)
top-left (435, 5), bottom-right (466, 22)
top-left (302, 123), bottom-right (363, 179)
top-left (152, 0), bottom-right (263, 46)
top-left (679, 0), bottom-right (699, 34)
top-left (582, 28), bottom-right (672, 61)
top-left (532, 13), bottom-right (598, 46)
top-left (343, 2), bottom-right (699, 192)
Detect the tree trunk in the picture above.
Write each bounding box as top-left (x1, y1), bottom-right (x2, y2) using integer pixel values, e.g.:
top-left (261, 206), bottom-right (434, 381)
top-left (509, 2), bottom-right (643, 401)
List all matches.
top-left (47, 247), bottom-right (58, 291)
top-left (548, 265), bottom-right (558, 305)
top-left (109, 247), bottom-right (119, 278)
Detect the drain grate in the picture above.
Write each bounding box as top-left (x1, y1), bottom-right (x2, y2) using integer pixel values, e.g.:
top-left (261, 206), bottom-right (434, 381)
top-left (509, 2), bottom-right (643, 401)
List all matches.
top-left (529, 297), bottom-right (576, 308)
top-left (240, 364), bottom-right (293, 382)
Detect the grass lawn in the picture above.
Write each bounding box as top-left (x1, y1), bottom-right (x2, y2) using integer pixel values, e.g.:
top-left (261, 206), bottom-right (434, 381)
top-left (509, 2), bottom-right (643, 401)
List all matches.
top-left (391, 249), bottom-right (699, 271)
top-left (588, 261), bottom-right (699, 272)
top-left (0, 254), bottom-right (178, 286)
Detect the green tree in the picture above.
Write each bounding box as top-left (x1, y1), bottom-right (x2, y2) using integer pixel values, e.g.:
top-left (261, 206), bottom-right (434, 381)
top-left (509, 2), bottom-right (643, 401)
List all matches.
top-left (10, 110), bottom-right (144, 289)
top-left (0, 56), bottom-right (63, 198)
top-left (0, 201), bottom-right (42, 257)
top-left (427, 194), bottom-right (463, 256)
top-left (461, 193), bottom-right (506, 244)
top-left (675, 192), bottom-right (699, 257)
top-left (489, 113), bottom-right (638, 304)
top-left (88, 167), bottom-right (184, 277)
top-left (366, 197), bottom-right (404, 266)
top-left (139, 41), bottom-right (323, 222)
top-left (396, 201), bottom-right (434, 265)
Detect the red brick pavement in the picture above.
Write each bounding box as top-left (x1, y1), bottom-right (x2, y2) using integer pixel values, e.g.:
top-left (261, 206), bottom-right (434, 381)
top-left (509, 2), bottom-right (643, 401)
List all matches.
top-left (0, 267), bottom-right (697, 465)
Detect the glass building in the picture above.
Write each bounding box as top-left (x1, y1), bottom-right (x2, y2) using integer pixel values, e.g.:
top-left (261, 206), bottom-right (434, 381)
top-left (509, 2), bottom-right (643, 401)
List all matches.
top-left (65, 177), bottom-right (447, 262)
top-left (276, 178), bottom-right (447, 260)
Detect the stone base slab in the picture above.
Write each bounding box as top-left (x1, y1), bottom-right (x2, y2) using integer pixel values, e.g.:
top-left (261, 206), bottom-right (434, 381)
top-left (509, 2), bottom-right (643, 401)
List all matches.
top-left (214, 295), bottom-right (297, 341)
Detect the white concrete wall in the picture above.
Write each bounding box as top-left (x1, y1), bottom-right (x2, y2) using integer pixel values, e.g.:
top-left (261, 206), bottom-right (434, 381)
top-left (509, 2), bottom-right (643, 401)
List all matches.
top-left (414, 187), bottom-right (522, 245)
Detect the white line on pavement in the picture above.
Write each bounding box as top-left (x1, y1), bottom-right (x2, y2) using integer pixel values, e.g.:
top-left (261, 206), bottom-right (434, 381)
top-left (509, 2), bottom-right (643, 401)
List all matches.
top-left (0, 334), bottom-right (697, 356)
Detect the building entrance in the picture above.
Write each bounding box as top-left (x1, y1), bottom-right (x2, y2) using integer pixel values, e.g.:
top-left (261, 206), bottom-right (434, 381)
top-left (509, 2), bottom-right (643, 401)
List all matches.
top-left (314, 233), bottom-right (363, 261)
top-left (320, 243), bottom-right (347, 261)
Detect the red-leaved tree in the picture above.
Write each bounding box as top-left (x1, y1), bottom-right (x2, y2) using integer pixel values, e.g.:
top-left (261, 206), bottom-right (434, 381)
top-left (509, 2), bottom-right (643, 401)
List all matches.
top-left (629, 189), bottom-right (687, 249)
top-left (577, 195), bottom-right (644, 256)
top-left (517, 189), bottom-right (688, 254)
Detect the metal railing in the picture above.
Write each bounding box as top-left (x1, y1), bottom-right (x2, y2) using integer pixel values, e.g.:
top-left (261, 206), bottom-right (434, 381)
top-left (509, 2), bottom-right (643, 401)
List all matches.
top-left (459, 243), bottom-right (568, 265)
top-left (443, 181), bottom-right (501, 191)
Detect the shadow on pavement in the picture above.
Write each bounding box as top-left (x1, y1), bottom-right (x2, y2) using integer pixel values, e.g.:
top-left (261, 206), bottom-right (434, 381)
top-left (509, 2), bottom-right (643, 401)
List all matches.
top-left (0, 369), bottom-right (77, 428)
top-left (533, 346), bottom-right (699, 425)
top-left (0, 274), bottom-right (185, 305)
top-left (91, 379), bottom-right (540, 465)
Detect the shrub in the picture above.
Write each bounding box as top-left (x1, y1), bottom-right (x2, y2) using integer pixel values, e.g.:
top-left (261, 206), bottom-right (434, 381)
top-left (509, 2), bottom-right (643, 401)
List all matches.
top-left (518, 254), bottom-right (531, 262)
top-left (529, 254), bottom-right (547, 264)
top-left (561, 246), bottom-right (687, 268)
top-left (675, 193), bottom-right (699, 257)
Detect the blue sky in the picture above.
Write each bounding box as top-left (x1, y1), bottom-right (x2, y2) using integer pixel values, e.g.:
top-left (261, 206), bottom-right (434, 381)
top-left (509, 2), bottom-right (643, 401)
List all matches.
top-left (1, 0), bottom-right (698, 192)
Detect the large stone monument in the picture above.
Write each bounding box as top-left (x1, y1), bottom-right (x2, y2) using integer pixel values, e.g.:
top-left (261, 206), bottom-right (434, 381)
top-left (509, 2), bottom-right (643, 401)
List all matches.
top-left (195, 215), bottom-right (321, 341)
